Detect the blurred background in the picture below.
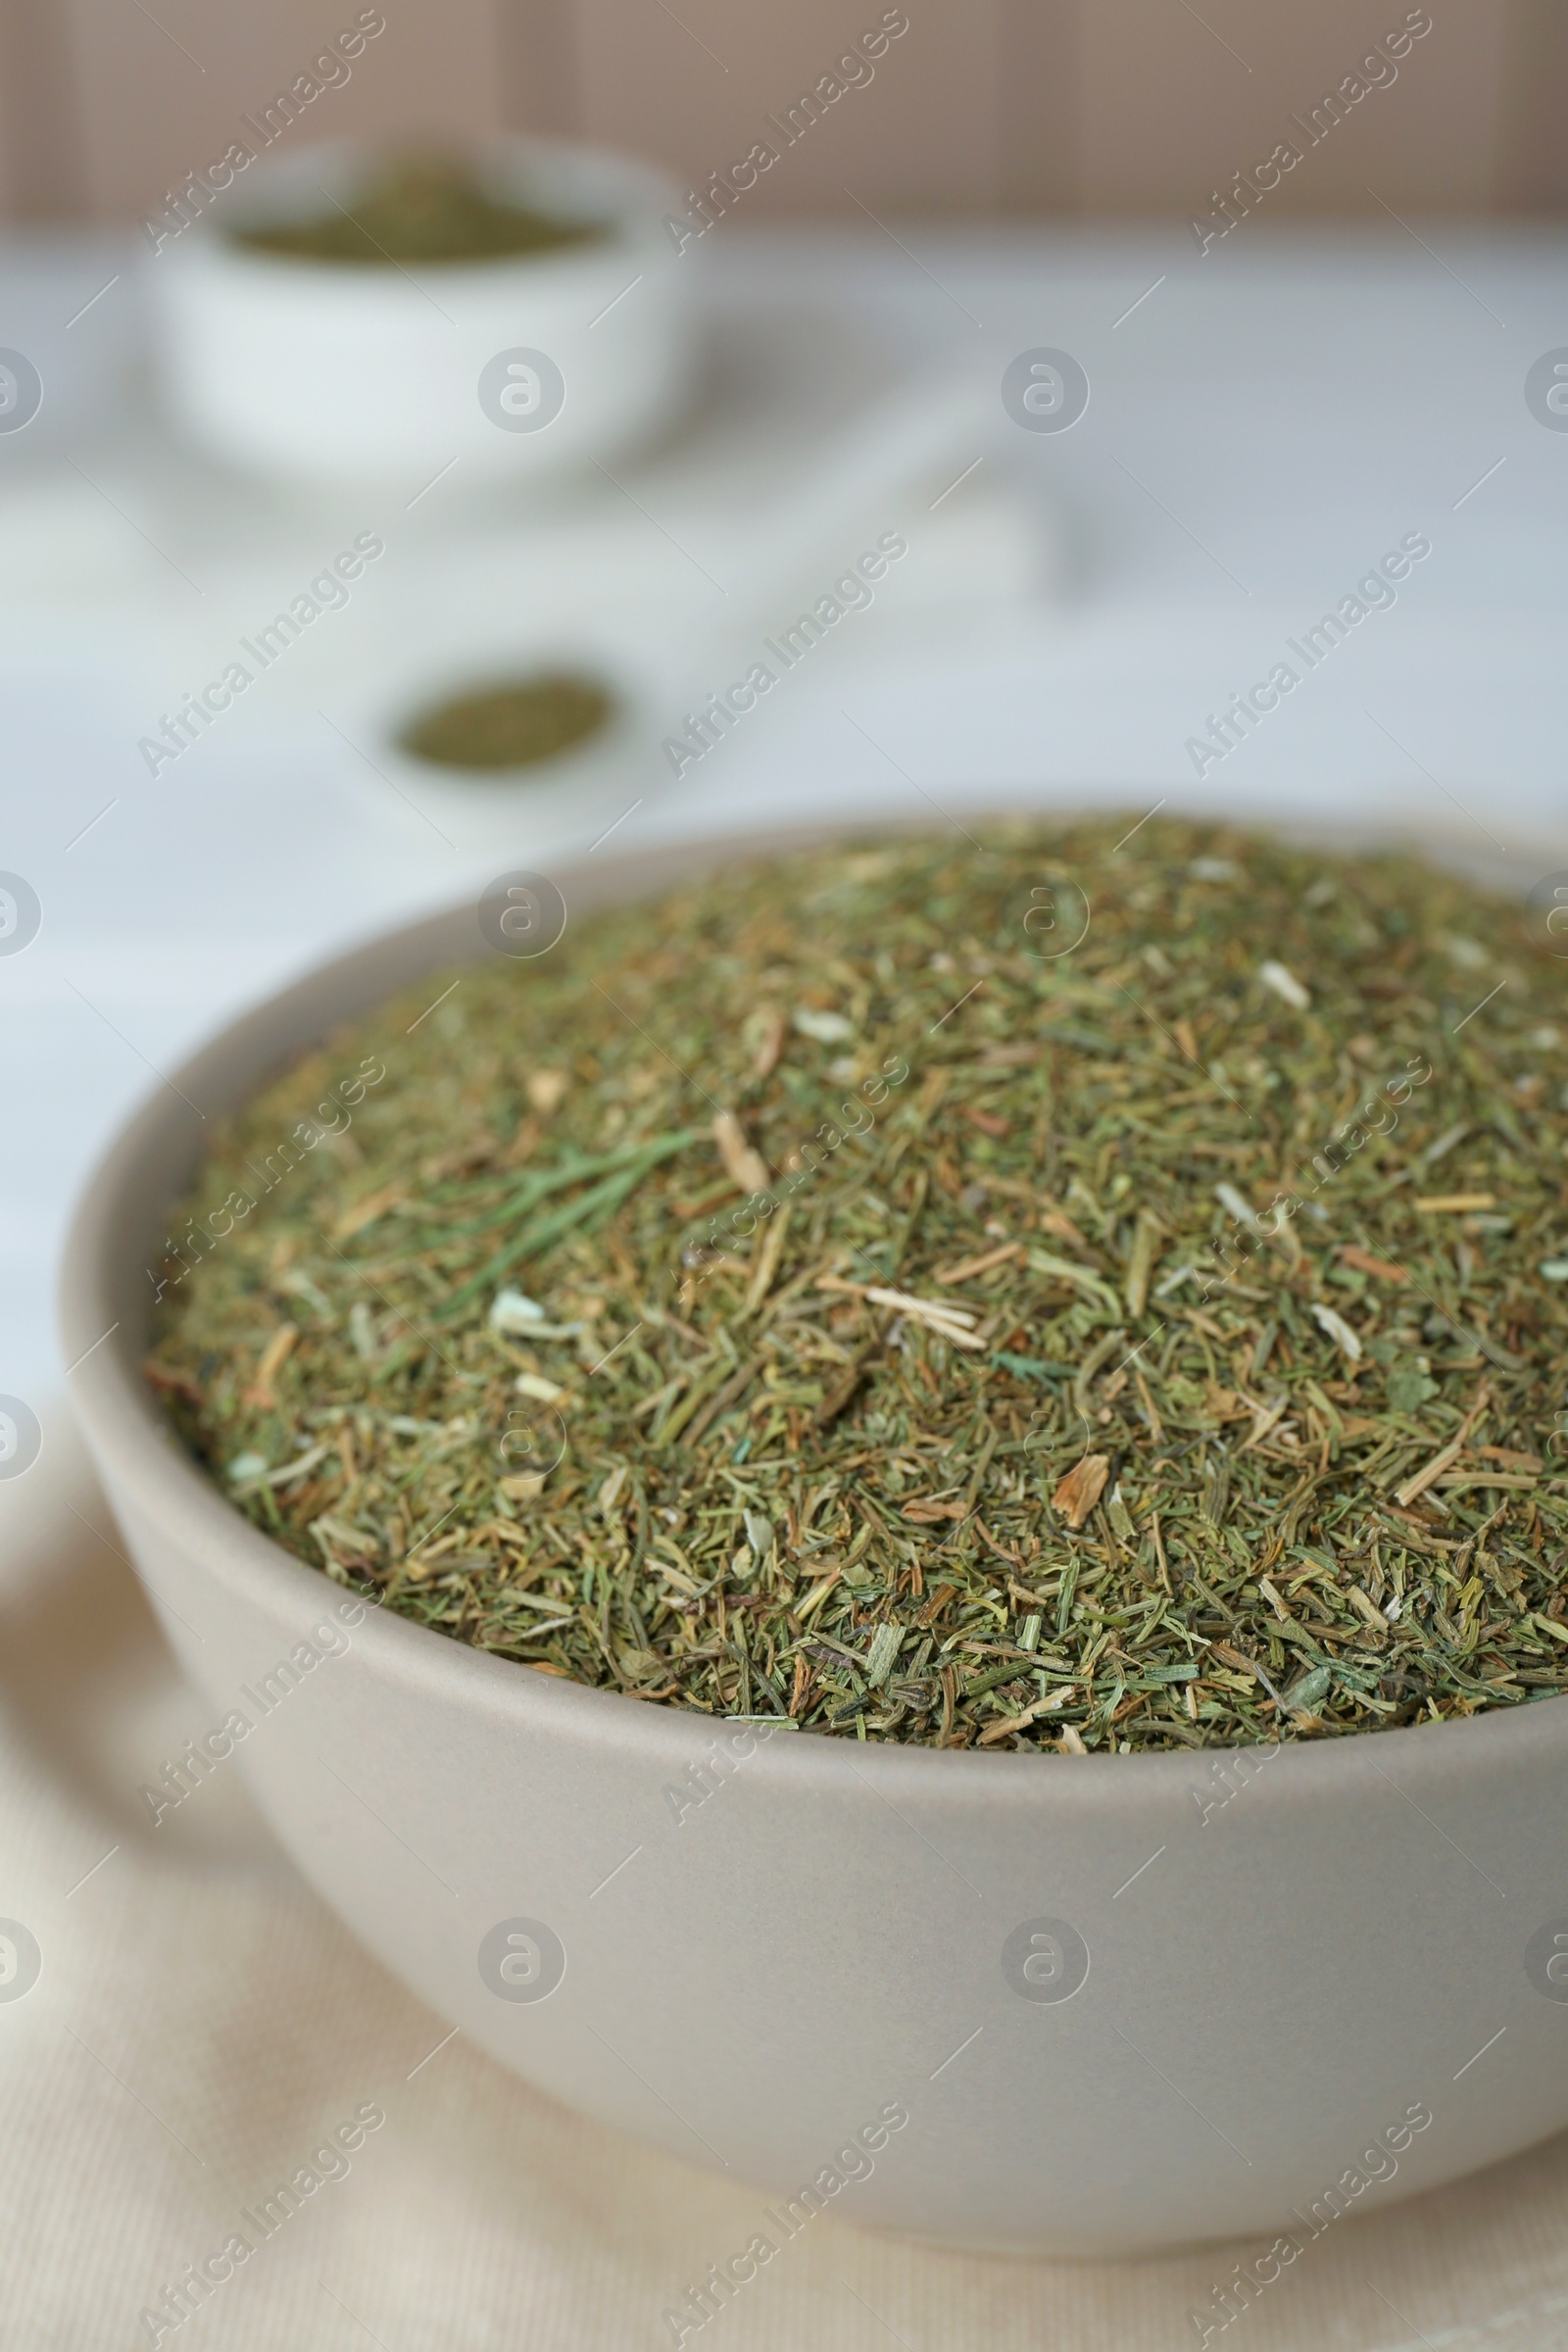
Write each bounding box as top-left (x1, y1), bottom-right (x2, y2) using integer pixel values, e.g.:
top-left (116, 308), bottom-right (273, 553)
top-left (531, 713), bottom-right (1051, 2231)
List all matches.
top-left (4, 0), bottom-right (1567, 223)
top-left (5, 17), bottom-right (1568, 2346)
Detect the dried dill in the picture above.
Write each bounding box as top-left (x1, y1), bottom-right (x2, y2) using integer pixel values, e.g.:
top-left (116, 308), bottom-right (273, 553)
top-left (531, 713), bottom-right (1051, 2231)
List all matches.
top-left (233, 154), bottom-right (606, 269)
top-left (146, 821), bottom-right (1568, 1752)
top-left (397, 673), bottom-right (615, 773)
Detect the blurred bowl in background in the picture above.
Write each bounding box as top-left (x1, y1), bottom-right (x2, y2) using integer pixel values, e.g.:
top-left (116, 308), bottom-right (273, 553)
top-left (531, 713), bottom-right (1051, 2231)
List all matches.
top-left (147, 136), bottom-right (696, 490)
top-left (341, 629), bottom-right (665, 854)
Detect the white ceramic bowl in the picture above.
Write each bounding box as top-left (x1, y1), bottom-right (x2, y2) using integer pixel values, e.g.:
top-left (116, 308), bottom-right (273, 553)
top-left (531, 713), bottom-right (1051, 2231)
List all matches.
top-left (338, 628), bottom-right (670, 855)
top-left (148, 136), bottom-right (695, 489)
top-left (60, 819), bottom-right (1568, 2256)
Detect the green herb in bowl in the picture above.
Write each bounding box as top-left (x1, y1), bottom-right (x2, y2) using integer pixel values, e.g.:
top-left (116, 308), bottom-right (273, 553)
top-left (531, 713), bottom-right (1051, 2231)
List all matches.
top-left (146, 821), bottom-right (1568, 1750)
top-left (395, 673), bottom-right (616, 772)
top-left (233, 154), bottom-right (607, 269)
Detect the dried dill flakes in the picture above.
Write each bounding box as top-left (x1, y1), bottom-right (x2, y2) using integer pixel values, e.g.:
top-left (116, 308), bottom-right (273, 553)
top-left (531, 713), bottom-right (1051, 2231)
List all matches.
top-left (397, 673), bottom-right (616, 774)
top-left (234, 154), bottom-right (607, 270)
top-left (146, 821), bottom-right (1568, 1753)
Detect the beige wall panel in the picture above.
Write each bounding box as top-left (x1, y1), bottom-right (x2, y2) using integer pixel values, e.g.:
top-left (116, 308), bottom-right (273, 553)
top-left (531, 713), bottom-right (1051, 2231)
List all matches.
top-left (997, 0), bottom-right (1081, 214)
top-left (60, 0), bottom-right (508, 222)
top-left (1496, 0), bottom-right (1568, 212)
top-left (499, 0), bottom-right (586, 133)
top-left (0, 0), bottom-right (89, 220)
top-left (1077, 0), bottom-right (1512, 220)
top-left (0, 0), bottom-right (1549, 228)
top-left (571, 0), bottom-right (1004, 215)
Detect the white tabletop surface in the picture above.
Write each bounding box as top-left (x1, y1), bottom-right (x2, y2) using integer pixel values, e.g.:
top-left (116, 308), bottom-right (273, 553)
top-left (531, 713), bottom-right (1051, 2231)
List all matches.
top-left (4, 220), bottom-right (1565, 1410)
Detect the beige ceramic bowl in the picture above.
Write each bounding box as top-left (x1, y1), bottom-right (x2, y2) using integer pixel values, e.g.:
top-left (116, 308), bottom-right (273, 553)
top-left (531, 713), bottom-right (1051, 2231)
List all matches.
top-left (60, 821), bottom-right (1568, 2256)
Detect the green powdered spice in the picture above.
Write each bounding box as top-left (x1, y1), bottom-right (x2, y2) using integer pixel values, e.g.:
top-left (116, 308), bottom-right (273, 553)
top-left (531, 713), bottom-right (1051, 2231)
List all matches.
top-left (145, 821), bottom-right (1568, 1751)
top-left (397, 674), bottom-right (615, 773)
top-left (234, 154), bottom-right (606, 269)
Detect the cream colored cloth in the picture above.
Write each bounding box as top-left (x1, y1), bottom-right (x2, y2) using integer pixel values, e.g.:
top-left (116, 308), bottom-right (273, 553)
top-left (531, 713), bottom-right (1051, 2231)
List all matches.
top-left (6, 1406), bottom-right (1568, 2352)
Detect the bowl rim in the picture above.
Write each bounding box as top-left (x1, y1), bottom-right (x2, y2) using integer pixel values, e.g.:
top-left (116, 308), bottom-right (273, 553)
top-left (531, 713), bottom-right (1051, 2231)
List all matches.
top-left (158, 132), bottom-right (685, 285)
top-left (58, 808), bottom-right (1568, 1808)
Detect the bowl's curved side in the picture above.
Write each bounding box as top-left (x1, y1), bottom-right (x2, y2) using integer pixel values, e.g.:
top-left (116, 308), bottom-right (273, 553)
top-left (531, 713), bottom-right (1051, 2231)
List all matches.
top-left (61, 822), bottom-right (1568, 2255)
